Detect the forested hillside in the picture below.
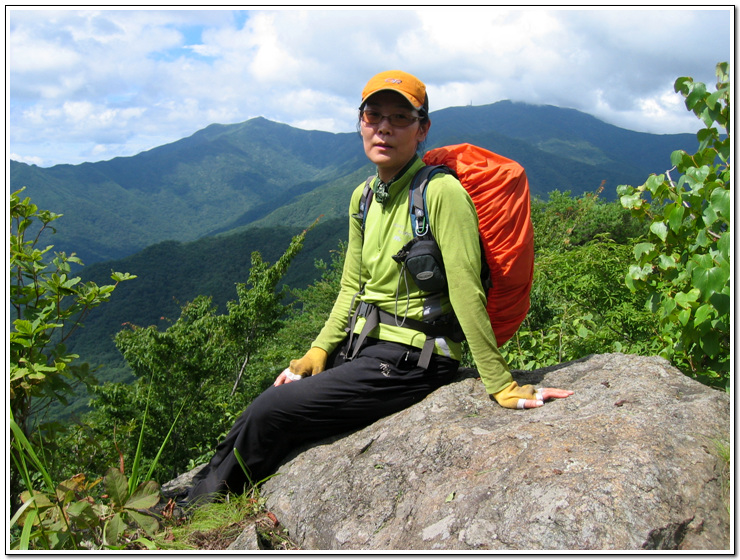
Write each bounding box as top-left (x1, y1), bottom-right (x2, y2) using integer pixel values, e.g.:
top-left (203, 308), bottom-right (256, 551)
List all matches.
top-left (9, 101), bottom-right (696, 264)
top-left (68, 217), bottom-right (346, 392)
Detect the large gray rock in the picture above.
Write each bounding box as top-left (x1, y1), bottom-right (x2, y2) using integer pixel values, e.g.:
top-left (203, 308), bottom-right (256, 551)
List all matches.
top-left (261, 353), bottom-right (730, 551)
top-left (161, 463), bottom-right (207, 499)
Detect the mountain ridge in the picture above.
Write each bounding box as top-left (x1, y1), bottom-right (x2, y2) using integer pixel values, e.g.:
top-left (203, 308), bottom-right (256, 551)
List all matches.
top-left (10, 100), bottom-right (697, 265)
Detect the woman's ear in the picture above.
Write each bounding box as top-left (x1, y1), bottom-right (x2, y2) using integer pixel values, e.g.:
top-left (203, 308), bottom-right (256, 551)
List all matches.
top-left (418, 118), bottom-right (431, 141)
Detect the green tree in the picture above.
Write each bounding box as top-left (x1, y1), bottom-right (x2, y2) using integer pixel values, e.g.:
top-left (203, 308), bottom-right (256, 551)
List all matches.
top-left (247, 243), bottom-right (347, 389)
top-left (496, 186), bottom-right (654, 370)
top-left (530, 185), bottom-right (647, 252)
top-left (9, 189), bottom-right (136, 437)
top-left (9, 189), bottom-right (135, 505)
top-left (92, 226), bottom-right (314, 481)
top-left (617, 62), bottom-right (730, 389)
top-left (499, 235), bottom-right (659, 370)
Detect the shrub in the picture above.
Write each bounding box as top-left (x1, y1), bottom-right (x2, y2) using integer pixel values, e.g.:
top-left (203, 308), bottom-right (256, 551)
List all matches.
top-left (9, 188), bottom-right (135, 507)
top-left (617, 62), bottom-right (730, 389)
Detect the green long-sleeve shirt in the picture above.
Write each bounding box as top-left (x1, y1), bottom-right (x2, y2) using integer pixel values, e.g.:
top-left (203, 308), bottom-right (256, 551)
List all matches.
top-left (312, 156), bottom-right (513, 395)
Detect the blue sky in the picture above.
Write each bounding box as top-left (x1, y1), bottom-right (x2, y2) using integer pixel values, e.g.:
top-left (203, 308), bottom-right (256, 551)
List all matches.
top-left (7, 7), bottom-right (732, 167)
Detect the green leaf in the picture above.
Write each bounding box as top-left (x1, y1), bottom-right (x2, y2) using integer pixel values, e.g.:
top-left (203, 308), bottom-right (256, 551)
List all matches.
top-left (624, 272), bottom-right (636, 291)
top-left (628, 263), bottom-right (652, 282)
top-left (702, 200), bottom-right (719, 226)
top-left (694, 229), bottom-right (711, 248)
top-left (675, 289), bottom-right (700, 309)
top-left (698, 108), bottom-right (715, 128)
top-left (111, 271), bottom-right (138, 282)
top-left (677, 308), bottom-right (691, 327)
top-left (125, 481), bottom-right (160, 510)
top-left (696, 128), bottom-right (718, 150)
top-left (19, 508), bottom-right (37, 550)
top-left (633, 242), bottom-right (655, 261)
top-left (127, 510), bottom-right (159, 537)
top-left (685, 82), bottom-right (707, 110)
top-left (645, 174), bottom-right (666, 196)
top-left (13, 320), bottom-right (34, 336)
top-left (674, 76), bottom-right (692, 95)
top-left (67, 500), bottom-right (100, 530)
top-left (46, 526), bottom-right (70, 550)
top-left (649, 222), bottom-right (668, 242)
top-left (9, 418), bottom-right (55, 491)
top-left (670, 149), bottom-right (687, 167)
top-left (660, 301), bottom-right (676, 322)
top-left (717, 231), bottom-right (730, 259)
top-left (620, 192), bottom-right (643, 210)
top-left (700, 332), bottom-right (719, 357)
top-left (657, 254), bottom-right (676, 270)
top-left (9, 496), bottom-right (37, 531)
top-left (10, 336), bottom-right (32, 351)
top-left (691, 252), bottom-right (712, 268)
top-left (132, 537), bottom-right (158, 550)
top-left (685, 166), bottom-right (711, 190)
top-left (710, 187), bottom-right (730, 219)
top-left (616, 184), bottom-right (632, 197)
top-left (666, 203), bottom-right (685, 233)
top-left (691, 257), bottom-right (730, 300)
top-left (709, 292), bottom-right (730, 316)
top-left (104, 513), bottom-right (126, 546)
top-left (705, 89), bottom-right (723, 110)
top-left (694, 304), bottom-right (713, 326)
top-left (105, 468), bottom-right (129, 508)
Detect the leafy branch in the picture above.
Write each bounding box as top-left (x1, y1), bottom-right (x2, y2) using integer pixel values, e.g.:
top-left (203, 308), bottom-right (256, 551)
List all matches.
top-left (617, 62), bottom-right (730, 388)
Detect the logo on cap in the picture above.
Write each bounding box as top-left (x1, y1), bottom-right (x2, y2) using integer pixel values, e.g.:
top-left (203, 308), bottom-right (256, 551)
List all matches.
top-left (385, 78), bottom-right (402, 84)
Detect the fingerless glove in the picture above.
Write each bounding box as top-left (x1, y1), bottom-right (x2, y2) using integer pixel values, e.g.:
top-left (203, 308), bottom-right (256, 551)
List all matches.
top-left (492, 381), bottom-right (543, 409)
top-left (288, 347), bottom-right (328, 378)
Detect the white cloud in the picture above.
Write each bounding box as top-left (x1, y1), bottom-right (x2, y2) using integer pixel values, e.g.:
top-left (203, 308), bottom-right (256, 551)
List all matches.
top-left (7, 7), bottom-right (732, 167)
top-left (246, 13), bottom-right (304, 82)
top-left (10, 153), bottom-right (44, 166)
top-left (8, 28), bottom-right (81, 75)
top-left (62, 100), bottom-right (94, 121)
top-left (186, 43), bottom-right (220, 58)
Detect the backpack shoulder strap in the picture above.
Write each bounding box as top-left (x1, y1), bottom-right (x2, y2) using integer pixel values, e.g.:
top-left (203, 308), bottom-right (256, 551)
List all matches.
top-left (408, 164), bottom-right (491, 291)
top-left (408, 165), bottom-right (456, 238)
top-left (353, 175), bottom-right (376, 237)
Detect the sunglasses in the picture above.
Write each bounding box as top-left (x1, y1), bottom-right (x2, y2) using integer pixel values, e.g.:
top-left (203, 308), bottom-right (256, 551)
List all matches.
top-left (360, 109), bottom-right (421, 128)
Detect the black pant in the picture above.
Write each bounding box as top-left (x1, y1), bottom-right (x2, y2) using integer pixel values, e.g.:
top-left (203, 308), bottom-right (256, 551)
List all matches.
top-left (187, 337), bottom-right (459, 503)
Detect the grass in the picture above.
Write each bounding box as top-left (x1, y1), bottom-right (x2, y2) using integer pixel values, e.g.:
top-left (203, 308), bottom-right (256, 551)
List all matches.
top-left (711, 437), bottom-right (731, 514)
top-left (153, 489), bottom-right (300, 551)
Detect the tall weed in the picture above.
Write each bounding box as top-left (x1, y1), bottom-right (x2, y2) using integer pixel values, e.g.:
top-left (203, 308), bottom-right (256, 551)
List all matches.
top-left (9, 383), bottom-right (183, 550)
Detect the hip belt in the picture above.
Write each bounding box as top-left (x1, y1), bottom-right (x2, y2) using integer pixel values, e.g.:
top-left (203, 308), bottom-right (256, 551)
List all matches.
top-left (346, 301), bottom-right (462, 369)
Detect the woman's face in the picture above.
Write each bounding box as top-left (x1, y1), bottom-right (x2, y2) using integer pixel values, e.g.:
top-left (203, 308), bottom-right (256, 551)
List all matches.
top-left (360, 91), bottom-right (430, 182)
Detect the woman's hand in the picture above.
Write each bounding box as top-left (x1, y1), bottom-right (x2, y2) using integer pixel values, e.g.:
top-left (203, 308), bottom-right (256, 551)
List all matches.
top-left (518, 387), bottom-right (574, 409)
top-left (492, 381), bottom-right (573, 409)
top-left (273, 347), bottom-right (329, 387)
top-left (289, 347), bottom-right (328, 377)
top-left (273, 368), bottom-right (303, 386)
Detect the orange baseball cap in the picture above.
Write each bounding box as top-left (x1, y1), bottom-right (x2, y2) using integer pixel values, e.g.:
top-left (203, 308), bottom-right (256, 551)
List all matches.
top-left (361, 70), bottom-right (428, 113)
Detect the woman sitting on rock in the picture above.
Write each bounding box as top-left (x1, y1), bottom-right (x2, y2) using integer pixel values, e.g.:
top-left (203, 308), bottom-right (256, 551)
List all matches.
top-left (186, 70), bottom-right (573, 504)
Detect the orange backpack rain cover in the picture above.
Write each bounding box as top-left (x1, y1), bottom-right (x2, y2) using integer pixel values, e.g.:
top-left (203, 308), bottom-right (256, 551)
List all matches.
top-left (423, 143), bottom-right (534, 345)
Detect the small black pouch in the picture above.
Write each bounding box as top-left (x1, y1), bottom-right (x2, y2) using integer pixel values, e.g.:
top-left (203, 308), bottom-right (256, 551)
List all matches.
top-left (395, 238), bottom-right (448, 293)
